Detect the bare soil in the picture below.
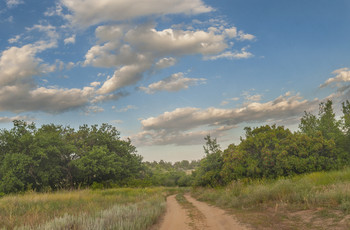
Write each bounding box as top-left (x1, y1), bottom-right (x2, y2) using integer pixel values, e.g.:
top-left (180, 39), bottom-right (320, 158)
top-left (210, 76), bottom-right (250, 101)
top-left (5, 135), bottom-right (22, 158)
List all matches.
top-left (158, 194), bottom-right (250, 230)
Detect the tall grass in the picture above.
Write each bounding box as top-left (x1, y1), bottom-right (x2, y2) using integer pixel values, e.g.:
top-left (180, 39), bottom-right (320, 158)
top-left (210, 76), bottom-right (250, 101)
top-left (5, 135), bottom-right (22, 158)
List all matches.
top-left (0, 188), bottom-right (167, 230)
top-left (191, 167), bottom-right (350, 213)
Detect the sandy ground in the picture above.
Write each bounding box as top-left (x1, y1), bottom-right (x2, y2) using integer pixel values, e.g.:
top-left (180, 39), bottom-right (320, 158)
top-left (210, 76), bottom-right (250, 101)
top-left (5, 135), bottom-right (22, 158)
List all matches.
top-left (159, 195), bottom-right (191, 230)
top-left (158, 194), bottom-right (249, 230)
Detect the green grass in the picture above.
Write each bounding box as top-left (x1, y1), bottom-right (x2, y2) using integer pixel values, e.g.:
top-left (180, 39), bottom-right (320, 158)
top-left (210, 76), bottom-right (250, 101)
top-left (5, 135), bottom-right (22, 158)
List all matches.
top-left (192, 167), bottom-right (350, 211)
top-left (191, 167), bottom-right (350, 229)
top-left (0, 187), bottom-right (170, 230)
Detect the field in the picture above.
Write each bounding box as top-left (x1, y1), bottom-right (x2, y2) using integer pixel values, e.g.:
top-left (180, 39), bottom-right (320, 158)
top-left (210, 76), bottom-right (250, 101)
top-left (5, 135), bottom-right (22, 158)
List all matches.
top-left (191, 167), bottom-right (350, 229)
top-left (0, 187), bottom-right (172, 230)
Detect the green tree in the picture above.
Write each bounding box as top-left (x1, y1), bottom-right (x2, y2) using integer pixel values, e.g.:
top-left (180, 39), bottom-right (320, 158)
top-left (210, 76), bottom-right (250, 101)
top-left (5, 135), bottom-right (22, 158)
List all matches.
top-left (194, 135), bottom-right (224, 187)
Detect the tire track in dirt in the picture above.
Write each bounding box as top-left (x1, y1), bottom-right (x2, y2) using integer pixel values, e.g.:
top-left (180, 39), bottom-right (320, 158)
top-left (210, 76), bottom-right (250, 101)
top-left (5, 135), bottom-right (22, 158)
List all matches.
top-left (158, 194), bottom-right (250, 230)
top-left (185, 194), bottom-right (249, 230)
top-left (159, 195), bottom-right (191, 230)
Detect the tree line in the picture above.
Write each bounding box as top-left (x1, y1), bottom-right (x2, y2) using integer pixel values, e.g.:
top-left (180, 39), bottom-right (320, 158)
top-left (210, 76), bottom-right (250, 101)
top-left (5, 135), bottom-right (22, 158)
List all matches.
top-left (1, 99), bottom-right (349, 194)
top-left (193, 100), bottom-right (350, 187)
top-left (0, 121), bottom-right (198, 194)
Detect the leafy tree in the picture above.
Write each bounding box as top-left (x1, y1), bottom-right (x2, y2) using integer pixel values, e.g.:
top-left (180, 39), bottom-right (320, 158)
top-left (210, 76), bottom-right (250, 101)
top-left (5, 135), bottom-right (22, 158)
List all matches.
top-left (194, 135), bottom-right (224, 187)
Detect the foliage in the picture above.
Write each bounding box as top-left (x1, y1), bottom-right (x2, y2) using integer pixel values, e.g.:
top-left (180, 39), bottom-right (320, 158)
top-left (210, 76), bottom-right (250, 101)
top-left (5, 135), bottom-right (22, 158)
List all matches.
top-left (142, 160), bottom-right (198, 187)
top-left (194, 100), bottom-right (350, 187)
top-left (193, 135), bottom-right (224, 187)
top-left (0, 122), bottom-right (142, 194)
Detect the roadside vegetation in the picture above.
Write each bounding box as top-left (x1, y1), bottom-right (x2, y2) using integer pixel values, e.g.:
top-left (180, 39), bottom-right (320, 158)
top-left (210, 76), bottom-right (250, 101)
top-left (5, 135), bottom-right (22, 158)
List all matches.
top-left (192, 168), bottom-right (350, 229)
top-left (0, 187), bottom-right (170, 230)
top-left (189, 99), bottom-right (350, 229)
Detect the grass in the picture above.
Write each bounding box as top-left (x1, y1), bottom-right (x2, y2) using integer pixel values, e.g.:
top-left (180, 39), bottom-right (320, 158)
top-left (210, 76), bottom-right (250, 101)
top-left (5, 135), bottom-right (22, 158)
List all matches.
top-left (191, 167), bottom-right (350, 229)
top-left (0, 187), bottom-right (171, 230)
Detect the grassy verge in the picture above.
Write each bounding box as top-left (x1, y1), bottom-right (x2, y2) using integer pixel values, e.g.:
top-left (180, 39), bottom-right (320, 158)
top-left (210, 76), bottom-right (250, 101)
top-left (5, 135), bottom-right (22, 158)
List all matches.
top-left (191, 167), bottom-right (350, 229)
top-left (0, 187), bottom-right (170, 230)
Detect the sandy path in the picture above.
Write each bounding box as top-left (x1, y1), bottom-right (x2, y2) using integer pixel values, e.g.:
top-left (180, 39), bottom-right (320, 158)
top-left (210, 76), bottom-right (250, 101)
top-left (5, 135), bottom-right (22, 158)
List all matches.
top-left (159, 195), bottom-right (191, 230)
top-left (184, 194), bottom-right (249, 230)
top-left (158, 194), bottom-right (249, 230)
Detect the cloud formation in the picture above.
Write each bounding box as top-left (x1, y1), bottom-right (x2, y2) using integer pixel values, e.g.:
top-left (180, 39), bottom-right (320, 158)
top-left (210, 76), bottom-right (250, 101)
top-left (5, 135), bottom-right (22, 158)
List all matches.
top-left (133, 92), bottom-right (319, 146)
top-left (84, 23), bottom-right (255, 98)
top-left (61, 0), bottom-right (213, 26)
top-left (321, 68), bottom-right (350, 88)
top-left (139, 72), bottom-right (206, 94)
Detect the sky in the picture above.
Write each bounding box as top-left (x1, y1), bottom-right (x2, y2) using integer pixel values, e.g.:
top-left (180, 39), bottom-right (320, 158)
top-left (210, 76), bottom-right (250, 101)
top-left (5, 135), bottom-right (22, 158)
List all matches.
top-left (0, 0), bottom-right (350, 162)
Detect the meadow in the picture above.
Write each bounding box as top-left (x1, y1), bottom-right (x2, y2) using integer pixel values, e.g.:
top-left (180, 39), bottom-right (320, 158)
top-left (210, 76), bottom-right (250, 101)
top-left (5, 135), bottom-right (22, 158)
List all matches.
top-left (192, 167), bottom-right (350, 229)
top-left (0, 187), bottom-right (170, 230)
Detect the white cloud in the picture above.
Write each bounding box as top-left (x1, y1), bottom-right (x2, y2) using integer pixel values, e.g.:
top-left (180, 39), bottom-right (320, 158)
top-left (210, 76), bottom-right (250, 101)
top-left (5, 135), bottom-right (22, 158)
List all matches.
top-left (60, 0), bottom-right (213, 27)
top-left (90, 81), bottom-right (101, 87)
top-left (320, 67), bottom-right (350, 101)
top-left (8, 35), bottom-right (21, 44)
top-left (6, 0), bottom-right (23, 8)
top-left (125, 25), bottom-right (228, 56)
top-left (0, 84), bottom-right (94, 113)
top-left (84, 23), bottom-right (253, 96)
top-left (320, 68), bottom-right (350, 88)
top-left (0, 45), bottom-right (45, 87)
top-left (97, 60), bottom-right (153, 94)
top-left (133, 92), bottom-right (318, 146)
top-left (155, 57), bottom-right (177, 69)
top-left (237, 30), bottom-right (255, 41)
top-left (64, 34), bottom-right (76, 44)
top-left (224, 27), bottom-right (237, 38)
top-left (204, 47), bottom-right (253, 60)
top-left (139, 72), bottom-right (206, 94)
top-left (66, 62), bottom-right (75, 70)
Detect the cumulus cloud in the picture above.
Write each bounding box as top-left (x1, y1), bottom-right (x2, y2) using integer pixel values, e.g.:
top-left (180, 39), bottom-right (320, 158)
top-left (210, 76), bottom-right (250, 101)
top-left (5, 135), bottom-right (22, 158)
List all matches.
top-left (64, 34), bottom-right (76, 44)
top-left (60, 0), bottom-right (213, 26)
top-left (0, 44), bottom-right (96, 113)
top-left (139, 72), bottom-right (206, 94)
top-left (0, 44), bottom-right (49, 87)
top-left (0, 84), bottom-right (94, 113)
top-left (125, 25), bottom-right (228, 56)
top-left (133, 92), bottom-right (319, 146)
top-left (155, 57), bottom-right (177, 69)
top-left (84, 22), bottom-right (254, 97)
top-left (97, 60), bottom-right (153, 94)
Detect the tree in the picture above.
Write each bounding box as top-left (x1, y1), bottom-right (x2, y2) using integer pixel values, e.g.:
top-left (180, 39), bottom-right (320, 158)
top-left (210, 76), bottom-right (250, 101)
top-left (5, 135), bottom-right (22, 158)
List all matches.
top-left (194, 135), bottom-right (224, 187)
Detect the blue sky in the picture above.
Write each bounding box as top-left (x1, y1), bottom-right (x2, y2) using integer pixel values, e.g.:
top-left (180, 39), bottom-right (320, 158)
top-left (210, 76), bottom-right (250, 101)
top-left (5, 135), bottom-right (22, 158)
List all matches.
top-left (1, 0), bottom-right (350, 161)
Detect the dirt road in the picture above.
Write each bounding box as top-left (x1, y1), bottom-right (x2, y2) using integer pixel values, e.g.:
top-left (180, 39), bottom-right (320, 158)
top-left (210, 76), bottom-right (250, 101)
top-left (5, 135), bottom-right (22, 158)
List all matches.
top-left (159, 194), bottom-right (249, 230)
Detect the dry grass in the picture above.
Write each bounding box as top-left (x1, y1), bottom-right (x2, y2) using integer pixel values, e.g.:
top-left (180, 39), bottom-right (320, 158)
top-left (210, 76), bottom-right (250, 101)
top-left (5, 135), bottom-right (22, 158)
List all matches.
top-left (191, 167), bottom-right (350, 229)
top-left (0, 188), bottom-right (168, 230)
